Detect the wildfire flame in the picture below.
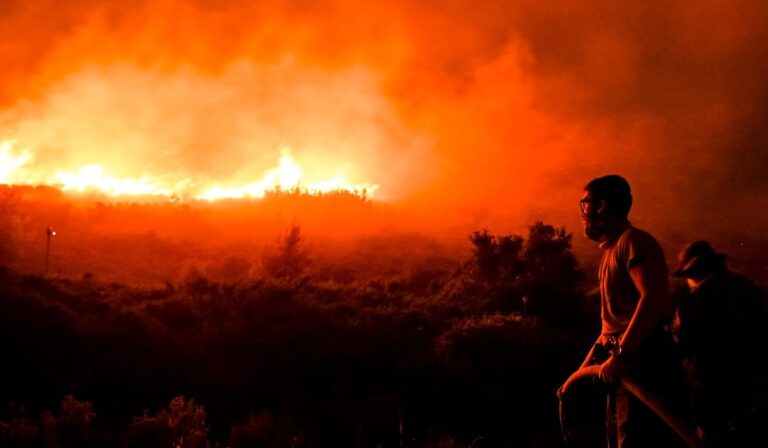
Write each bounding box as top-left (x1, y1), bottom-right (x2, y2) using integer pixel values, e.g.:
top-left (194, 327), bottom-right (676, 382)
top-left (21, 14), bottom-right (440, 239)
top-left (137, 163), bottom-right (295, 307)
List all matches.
top-left (1, 140), bottom-right (34, 184)
top-left (54, 165), bottom-right (175, 197)
top-left (0, 139), bottom-right (379, 201)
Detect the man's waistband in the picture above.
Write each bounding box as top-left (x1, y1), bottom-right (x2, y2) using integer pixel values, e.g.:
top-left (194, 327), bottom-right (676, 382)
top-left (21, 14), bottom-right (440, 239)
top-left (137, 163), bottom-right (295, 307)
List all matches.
top-left (597, 333), bottom-right (623, 350)
top-left (597, 323), bottom-right (674, 356)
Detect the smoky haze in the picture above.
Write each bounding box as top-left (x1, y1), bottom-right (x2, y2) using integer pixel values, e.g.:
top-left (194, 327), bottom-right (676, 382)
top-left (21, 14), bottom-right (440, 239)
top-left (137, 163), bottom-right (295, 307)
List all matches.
top-left (1, 0), bottom-right (767, 242)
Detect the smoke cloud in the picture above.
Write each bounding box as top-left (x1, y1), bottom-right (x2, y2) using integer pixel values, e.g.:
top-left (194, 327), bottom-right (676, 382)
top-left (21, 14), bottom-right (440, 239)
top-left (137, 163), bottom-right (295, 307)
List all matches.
top-left (1, 0), bottom-right (767, 240)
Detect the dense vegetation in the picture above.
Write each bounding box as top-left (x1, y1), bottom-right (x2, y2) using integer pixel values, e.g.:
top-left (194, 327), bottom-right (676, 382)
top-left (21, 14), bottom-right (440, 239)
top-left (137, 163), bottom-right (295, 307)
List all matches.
top-left (0, 222), bottom-right (598, 447)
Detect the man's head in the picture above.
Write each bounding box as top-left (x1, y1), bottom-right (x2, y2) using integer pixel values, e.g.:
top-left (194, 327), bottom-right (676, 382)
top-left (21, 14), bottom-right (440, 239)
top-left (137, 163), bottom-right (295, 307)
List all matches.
top-left (581, 175), bottom-right (633, 242)
top-left (672, 240), bottom-right (726, 287)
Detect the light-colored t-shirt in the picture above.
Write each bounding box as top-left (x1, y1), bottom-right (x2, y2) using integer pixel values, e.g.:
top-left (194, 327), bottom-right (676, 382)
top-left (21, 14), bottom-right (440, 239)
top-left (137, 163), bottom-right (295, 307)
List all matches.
top-left (599, 225), bottom-right (667, 335)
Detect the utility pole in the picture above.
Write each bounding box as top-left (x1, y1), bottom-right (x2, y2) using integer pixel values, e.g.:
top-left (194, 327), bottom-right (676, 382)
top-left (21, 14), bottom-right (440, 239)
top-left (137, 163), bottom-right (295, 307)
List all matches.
top-left (45, 226), bottom-right (56, 275)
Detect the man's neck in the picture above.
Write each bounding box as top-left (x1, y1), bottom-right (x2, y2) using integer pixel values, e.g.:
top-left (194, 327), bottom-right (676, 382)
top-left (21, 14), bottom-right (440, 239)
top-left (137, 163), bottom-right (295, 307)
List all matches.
top-left (598, 219), bottom-right (631, 244)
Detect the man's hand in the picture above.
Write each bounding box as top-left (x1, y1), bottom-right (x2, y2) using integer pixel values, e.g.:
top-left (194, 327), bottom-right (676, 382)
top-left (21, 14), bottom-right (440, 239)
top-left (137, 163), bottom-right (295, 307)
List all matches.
top-left (598, 355), bottom-right (632, 384)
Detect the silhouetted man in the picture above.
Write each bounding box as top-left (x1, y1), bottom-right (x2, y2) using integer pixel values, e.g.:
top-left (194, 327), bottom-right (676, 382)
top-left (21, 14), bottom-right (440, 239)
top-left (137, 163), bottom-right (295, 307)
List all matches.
top-left (671, 241), bottom-right (768, 446)
top-left (559, 175), bottom-right (687, 447)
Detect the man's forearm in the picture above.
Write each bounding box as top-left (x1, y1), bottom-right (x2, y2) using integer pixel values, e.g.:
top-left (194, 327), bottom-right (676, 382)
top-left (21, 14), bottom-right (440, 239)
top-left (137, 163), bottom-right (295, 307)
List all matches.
top-left (619, 295), bottom-right (667, 353)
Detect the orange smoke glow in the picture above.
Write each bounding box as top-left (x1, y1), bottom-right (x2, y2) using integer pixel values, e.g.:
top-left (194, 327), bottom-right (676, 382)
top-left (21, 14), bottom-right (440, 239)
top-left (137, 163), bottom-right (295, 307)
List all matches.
top-left (0, 58), bottom-right (419, 203)
top-left (0, 0), bottom-right (765, 238)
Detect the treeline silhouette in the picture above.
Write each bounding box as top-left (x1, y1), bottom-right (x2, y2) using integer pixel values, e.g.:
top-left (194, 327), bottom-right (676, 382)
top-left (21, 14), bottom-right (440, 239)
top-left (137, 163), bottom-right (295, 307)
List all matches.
top-left (0, 222), bottom-right (597, 447)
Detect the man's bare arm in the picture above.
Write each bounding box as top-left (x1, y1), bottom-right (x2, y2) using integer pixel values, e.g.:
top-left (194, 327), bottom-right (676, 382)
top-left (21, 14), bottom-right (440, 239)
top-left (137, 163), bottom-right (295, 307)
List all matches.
top-left (620, 259), bottom-right (672, 353)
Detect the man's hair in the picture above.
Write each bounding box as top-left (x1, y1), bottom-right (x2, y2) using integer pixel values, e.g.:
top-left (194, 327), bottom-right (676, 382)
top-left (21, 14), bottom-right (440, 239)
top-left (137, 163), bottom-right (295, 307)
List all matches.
top-left (585, 175), bottom-right (633, 218)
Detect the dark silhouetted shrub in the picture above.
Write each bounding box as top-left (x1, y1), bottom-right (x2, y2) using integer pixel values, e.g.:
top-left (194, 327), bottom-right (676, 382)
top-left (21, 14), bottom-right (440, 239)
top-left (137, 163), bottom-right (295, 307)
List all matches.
top-left (263, 225), bottom-right (310, 280)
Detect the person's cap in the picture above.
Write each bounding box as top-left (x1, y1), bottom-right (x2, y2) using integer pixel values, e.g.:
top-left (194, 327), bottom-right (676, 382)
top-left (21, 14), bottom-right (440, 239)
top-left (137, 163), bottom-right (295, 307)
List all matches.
top-left (671, 240), bottom-right (726, 278)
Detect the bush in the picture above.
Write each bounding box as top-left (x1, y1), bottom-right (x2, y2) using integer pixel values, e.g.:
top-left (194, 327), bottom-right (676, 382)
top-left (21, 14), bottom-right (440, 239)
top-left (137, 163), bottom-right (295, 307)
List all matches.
top-left (450, 222), bottom-right (587, 322)
top-left (262, 225), bottom-right (311, 280)
top-left (128, 396), bottom-right (209, 448)
top-left (0, 221), bottom-right (597, 447)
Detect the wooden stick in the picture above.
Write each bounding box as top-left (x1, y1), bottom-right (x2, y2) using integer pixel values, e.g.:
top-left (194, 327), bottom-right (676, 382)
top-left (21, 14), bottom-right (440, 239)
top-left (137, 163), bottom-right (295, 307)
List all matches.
top-left (560, 365), bottom-right (705, 448)
top-left (621, 376), bottom-right (705, 448)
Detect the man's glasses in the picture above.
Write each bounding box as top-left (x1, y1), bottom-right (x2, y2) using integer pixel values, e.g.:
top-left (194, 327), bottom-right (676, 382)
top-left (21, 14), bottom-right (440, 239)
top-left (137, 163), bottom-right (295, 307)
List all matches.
top-left (580, 199), bottom-right (594, 217)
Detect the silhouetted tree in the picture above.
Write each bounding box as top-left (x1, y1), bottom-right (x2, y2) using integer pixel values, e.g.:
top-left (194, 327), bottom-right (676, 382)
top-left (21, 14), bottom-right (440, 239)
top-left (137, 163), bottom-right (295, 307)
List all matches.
top-left (262, 225), bottom-right (310, 279)
top-left (463, 229), bottom-right (526, 312)
top-left (468, 230), bottom-right (524, 285)
top-left (519, 222), bottom-right (586, 323)
top-left (461, 223), bottom-right (587, 318)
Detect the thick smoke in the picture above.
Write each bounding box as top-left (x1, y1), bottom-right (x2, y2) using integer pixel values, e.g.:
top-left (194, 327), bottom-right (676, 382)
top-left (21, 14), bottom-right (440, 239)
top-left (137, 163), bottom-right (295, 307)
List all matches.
top-left (1, 0), bottom-right (767, 240)
top-left (0, 62), bottom-right (426, 198)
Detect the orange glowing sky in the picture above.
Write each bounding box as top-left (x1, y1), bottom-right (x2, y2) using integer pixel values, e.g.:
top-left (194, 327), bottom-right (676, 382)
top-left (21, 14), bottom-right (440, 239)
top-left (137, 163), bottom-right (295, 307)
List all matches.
top-left (1, 0), bottom-right (767, 237)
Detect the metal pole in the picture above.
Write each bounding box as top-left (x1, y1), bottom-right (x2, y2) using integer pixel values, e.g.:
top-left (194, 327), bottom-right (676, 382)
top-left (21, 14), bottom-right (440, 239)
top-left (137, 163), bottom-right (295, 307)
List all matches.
top-left (44, 226), bottom-right (54, 276)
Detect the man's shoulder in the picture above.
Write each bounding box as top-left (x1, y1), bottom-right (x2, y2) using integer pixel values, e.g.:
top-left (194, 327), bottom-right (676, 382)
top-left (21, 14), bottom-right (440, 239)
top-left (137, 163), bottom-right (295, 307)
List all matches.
top-left (613, 226), bottom-right (665, 268)
top-left (713, 271), bottom-right (764, 300)
top-left (617, 226), bottom-right (663, 250)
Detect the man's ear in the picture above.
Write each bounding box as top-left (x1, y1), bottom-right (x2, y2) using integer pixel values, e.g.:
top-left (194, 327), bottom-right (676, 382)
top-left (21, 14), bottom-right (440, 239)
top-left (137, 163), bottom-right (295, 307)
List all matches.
top-left (597, 200), bottom-right (608, 215)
